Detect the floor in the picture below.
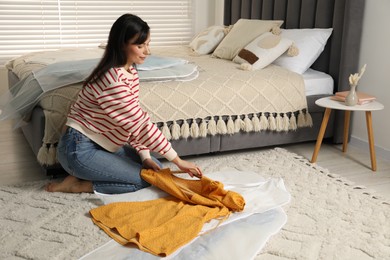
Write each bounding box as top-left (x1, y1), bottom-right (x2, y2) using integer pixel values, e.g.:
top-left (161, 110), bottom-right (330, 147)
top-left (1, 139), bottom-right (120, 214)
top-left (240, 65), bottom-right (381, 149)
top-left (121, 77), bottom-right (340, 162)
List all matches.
top-left (1, 119), bottom-right (389, 200)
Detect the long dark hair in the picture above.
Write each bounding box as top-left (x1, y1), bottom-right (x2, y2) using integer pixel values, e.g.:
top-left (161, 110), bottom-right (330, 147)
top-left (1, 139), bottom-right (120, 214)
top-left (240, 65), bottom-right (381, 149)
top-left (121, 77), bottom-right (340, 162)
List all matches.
top-left (84, 14), bottom-right (150, 86)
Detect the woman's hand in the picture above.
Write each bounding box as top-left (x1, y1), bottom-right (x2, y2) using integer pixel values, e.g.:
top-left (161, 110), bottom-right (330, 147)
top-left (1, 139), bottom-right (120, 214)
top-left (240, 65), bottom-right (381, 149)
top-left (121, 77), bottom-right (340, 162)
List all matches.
top-left (171, 156), bottom-right (203, 178)
top-left (142, 158), bottom-right (162, 171)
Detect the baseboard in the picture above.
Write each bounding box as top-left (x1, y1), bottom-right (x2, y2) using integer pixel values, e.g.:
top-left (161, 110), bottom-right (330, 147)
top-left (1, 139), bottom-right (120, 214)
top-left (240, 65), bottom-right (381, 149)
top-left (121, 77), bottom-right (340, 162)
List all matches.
top-left (350, 136), bottom-right (390, 162)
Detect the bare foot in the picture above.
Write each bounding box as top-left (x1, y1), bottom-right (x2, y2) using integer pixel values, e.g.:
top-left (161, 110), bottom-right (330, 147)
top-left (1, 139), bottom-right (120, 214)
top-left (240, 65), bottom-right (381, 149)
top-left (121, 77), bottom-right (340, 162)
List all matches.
top-left (45, 175), bottom-right (93, 193)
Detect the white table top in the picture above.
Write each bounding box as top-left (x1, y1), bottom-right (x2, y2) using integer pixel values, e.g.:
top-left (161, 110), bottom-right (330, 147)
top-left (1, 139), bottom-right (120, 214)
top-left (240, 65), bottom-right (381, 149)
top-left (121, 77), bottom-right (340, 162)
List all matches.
top-left (315, 97), bottom-right (384, 111)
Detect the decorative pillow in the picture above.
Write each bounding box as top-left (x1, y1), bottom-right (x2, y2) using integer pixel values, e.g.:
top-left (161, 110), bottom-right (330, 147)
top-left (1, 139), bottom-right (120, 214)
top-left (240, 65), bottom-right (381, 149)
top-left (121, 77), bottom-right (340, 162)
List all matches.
top-left (189, 25), bottom-right (230, 55)
top-left (233, 32), bottom-right (294, 70)
top-left (211, 19), bottom-right (284, 60)
top-left (272, 28), bottom-right (333, 74)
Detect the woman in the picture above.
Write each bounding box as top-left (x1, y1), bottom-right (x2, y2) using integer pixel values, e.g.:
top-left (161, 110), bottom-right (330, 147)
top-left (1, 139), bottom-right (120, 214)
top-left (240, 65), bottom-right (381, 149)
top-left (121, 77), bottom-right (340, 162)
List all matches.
top-left (46, 14), bottom-right (202, 194)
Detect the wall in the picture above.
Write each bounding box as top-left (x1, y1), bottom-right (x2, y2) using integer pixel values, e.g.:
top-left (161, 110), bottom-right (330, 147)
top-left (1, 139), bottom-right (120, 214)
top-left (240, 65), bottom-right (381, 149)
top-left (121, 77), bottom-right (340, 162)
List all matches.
top-left (193, 0), bottom-right (224, 34)
top-left (350, 0), bottom-right (390, 160)
top-left (0, 65), bottom-right (7, 95)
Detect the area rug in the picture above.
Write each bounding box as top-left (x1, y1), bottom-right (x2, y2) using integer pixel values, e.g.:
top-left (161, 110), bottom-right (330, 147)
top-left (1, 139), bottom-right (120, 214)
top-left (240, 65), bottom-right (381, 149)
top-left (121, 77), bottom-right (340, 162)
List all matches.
top-left (0, 148), bottom-right (389, 259)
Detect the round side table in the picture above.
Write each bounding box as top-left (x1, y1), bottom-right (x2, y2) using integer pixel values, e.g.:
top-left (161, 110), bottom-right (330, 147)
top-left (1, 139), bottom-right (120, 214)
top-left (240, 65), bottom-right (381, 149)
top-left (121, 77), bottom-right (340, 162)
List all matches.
top-left (311, 97), bottom-right (384, 171)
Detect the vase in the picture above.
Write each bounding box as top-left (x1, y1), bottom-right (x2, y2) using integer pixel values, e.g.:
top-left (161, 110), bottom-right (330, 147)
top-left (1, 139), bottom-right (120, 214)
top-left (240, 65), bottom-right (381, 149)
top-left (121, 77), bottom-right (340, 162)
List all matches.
top-left (345, 84), bottom-right (358, 106)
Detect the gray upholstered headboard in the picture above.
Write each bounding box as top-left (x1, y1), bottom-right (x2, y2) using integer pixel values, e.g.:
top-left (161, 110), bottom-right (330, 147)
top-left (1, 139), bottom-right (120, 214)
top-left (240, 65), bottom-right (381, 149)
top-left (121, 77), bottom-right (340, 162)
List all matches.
top-left (223, 0), bottom-right (365, 93)
top-left (223, 0), bottom-right (365, 142)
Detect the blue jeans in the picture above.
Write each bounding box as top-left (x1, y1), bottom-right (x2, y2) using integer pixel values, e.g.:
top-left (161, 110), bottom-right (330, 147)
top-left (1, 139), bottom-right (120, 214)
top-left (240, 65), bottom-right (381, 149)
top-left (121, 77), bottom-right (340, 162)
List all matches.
top-left (57, 127), bottom-right (162, 194)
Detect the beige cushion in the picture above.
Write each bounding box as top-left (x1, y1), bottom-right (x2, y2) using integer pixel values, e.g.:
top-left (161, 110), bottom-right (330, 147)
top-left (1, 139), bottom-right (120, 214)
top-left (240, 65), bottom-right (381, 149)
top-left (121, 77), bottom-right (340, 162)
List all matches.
top-left (233, 32), bottom-right (293, 70)
top-left (212, 19), bottom-right (283, 60)
top-left (189, 25), bottom-right (230, 55)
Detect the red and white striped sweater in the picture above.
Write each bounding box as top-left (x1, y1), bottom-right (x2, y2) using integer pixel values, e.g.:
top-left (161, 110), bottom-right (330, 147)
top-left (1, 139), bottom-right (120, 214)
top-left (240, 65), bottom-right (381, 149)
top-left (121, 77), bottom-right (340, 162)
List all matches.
top-left (66, 66), bottom-right (177, 161)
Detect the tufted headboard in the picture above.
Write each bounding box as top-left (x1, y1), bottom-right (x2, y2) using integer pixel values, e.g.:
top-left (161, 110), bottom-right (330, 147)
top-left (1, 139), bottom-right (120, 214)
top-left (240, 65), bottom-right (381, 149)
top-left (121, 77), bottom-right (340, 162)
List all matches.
top-left (223, 0), bottom-right (365, 142)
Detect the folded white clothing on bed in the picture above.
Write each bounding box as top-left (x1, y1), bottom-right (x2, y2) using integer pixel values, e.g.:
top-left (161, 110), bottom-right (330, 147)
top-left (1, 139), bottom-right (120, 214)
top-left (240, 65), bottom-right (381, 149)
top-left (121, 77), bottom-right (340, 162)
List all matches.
top-left (138, 56), bottom-right (188, 71)
top-left (0, 56), bottom-right (197, 122)
top-left (33, 58), bottom-right (197, 92)
top-left (138, 63), bottom-right (199, 82)
top-left (82, 169), bottom-right (290, 259)
top-left (34, 58), bottom-right (99, 92)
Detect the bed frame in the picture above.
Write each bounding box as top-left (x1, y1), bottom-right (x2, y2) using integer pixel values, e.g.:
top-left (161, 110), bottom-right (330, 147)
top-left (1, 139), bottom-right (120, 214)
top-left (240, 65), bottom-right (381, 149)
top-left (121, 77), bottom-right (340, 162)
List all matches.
top-left (8, 0), bottom-right (365, 176)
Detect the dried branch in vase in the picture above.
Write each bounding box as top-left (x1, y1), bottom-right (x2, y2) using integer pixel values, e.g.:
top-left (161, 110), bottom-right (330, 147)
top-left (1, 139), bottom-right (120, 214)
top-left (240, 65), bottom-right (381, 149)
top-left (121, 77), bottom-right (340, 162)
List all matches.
top-left (349, 64), bottom-right (367, 86)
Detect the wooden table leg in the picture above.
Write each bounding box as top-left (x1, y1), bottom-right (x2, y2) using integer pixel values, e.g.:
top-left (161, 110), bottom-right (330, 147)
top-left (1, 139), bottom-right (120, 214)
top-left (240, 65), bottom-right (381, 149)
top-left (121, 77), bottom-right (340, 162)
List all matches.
top-left (311, 108), bottom-right (332, 163)
top-left (342, 110), bottom-right (351, 153)
top-left (365, 111), bottom-right (377, 171)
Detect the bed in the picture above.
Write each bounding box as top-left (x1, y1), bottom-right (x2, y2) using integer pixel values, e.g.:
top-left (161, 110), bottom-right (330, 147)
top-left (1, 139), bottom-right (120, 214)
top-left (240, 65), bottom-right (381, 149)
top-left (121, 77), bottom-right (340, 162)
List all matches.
top-left (4, 0), bottom-right (365, 176)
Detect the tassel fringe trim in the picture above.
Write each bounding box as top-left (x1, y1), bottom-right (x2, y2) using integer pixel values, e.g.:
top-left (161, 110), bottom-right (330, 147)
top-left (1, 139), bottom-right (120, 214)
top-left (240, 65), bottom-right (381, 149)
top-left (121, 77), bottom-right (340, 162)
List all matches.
top-left (37, 143), bottom-right (58, 166)
top-left (36, 111), bottom-right (312, 165)
top-left (161, 110), bottom-right (313, 140)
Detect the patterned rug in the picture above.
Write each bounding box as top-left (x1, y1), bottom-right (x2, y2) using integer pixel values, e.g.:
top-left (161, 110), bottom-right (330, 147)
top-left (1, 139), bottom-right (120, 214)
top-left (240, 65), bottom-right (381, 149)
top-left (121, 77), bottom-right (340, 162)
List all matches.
top-left (0, 148), bottom-right (389, 259)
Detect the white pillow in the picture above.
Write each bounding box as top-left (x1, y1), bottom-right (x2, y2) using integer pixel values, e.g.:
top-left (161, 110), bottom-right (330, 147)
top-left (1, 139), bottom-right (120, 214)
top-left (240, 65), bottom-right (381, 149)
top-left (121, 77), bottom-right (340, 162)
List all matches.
top-left (189, 25), bottom-right (229, 55)
top-left (273, 28), bottom-right (333, 74)
top-left (233, 32), bottom-right (293, 70)
top-left (212, 19), bottom-right (284, 60)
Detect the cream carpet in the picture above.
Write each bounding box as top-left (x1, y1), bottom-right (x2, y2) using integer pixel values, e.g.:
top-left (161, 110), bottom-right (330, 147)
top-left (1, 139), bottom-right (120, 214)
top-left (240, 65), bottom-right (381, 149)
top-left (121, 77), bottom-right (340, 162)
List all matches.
top-left (0, 148), bottom-right (389, 259)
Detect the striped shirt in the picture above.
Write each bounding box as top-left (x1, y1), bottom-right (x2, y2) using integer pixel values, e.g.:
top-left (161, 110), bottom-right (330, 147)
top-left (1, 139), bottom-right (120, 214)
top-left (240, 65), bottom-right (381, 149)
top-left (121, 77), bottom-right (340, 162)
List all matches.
top-left (66, 66), bottom-right (177, 161)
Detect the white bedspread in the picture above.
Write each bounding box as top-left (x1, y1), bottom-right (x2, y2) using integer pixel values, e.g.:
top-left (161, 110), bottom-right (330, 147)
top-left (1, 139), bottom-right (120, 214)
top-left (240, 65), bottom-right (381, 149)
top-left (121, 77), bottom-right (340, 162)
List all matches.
top-left (81, 169), bottom-right (290, 260)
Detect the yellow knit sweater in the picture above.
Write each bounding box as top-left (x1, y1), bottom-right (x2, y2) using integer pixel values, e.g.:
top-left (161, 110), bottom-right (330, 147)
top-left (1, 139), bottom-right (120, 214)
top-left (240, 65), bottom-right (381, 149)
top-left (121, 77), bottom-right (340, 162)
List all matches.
top-left (90, 168), bottom-right (245, 256)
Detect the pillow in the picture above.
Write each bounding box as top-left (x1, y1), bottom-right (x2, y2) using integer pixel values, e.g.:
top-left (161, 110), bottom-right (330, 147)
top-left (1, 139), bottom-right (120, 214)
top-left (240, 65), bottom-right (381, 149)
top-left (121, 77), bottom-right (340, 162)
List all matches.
top-left (233, 32), bottom-right (294, 70)
top-left (212, 19), bottom-right (284, 60)
top-left (189, 25), bottom-right (230, 55)
top-left (272, 28), bottom-right (333, 74)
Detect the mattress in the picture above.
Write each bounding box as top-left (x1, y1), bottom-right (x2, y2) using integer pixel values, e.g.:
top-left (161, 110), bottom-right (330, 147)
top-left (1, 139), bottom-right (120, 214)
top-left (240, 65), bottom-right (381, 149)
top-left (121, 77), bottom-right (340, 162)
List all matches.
top-left (303, 68), bottom-right (334, 96)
